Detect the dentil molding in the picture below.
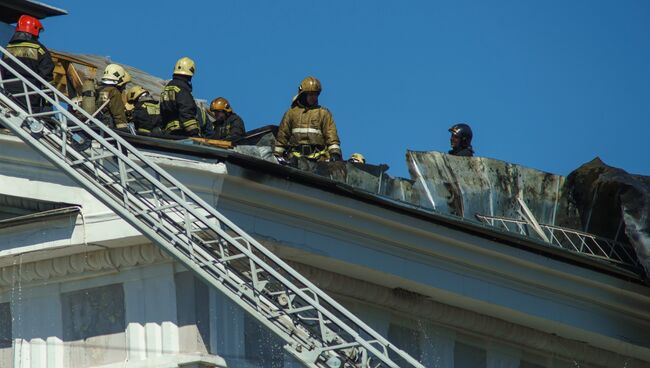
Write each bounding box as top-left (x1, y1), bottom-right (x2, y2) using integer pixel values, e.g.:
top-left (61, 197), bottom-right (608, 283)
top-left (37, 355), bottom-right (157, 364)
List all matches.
top-left (0, 243), bottom-right (170, 287)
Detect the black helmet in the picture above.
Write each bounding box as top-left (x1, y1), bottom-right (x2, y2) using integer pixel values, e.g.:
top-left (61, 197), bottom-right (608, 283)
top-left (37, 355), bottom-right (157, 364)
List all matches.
top-left (448, 123), bottom-right (473, 144)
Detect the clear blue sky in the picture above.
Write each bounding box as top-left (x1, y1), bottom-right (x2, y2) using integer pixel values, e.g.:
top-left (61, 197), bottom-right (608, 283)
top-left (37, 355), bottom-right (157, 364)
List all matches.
top-left (43, 0), bottom-right (649, 178)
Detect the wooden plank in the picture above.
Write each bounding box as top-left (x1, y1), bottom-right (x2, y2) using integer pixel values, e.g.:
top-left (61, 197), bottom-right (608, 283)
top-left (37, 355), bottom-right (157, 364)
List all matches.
top-left (190, 137), bottom-right (233, 149)
top-left (66, 63), bottom-right (83, 95)
top-left (51, 51), bottom-right (98, 69)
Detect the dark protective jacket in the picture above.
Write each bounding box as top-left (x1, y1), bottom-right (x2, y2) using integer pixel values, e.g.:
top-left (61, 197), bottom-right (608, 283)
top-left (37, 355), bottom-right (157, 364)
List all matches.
top-left (96, 84), bottom-right (128, 130)
top-left (160, 75), bottom-right (198, 136)
top-left (274, 101), bottom-right (341, 160)
top-left (449, 146), bottom-right (474, 157)
top-left (209, 112), bottom-right (245, 141)
top-left (1, 32), bottom-right (54, 108)
top-left (130, 97), bottom-right (161, 134)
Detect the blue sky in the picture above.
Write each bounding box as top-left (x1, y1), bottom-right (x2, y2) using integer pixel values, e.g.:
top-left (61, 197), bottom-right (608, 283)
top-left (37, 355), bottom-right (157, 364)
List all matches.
top-left (43, 0), bottom-right (649, 178)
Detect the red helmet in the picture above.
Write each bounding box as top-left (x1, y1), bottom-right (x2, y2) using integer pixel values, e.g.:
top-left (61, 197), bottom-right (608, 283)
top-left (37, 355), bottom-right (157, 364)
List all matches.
top-left (16, 15), bottom-right (44, 37)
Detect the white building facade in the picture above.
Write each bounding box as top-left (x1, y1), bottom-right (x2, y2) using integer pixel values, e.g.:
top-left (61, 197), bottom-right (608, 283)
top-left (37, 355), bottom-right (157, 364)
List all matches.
top-left (1, 132), bottom-right (649, 368)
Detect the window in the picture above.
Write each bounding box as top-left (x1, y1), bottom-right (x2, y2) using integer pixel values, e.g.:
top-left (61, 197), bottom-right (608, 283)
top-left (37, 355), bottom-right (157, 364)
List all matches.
top-left (0, 303), bottom-right (10, 348)
top-left (454, 341), bottom-right (486, 368)
top-left (61, 283), bottom-right (125, 341)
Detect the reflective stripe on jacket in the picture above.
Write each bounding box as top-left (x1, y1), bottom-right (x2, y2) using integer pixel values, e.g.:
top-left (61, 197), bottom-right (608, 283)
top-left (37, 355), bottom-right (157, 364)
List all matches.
top-left (131, 99), bottom-right (161, 134)
top-left (274, 104), bottom-right (341, 156)
top-left (160, 75), bottom-right (198, 135)
top-left (1, 32), bottom-right (54, 107)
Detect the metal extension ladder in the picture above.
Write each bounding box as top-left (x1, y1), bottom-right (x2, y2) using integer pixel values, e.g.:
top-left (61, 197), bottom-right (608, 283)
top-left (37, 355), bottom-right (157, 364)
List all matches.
top-left (0, 46), bottom-right (424, 368)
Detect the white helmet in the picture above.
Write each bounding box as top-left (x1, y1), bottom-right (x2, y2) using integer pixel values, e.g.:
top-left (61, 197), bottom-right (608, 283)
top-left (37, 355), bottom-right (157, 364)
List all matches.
top-left (102, 64), bottom-right (130, 87)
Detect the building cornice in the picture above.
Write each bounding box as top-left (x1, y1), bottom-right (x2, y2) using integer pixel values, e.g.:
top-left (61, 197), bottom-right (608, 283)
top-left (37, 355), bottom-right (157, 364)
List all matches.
top-left (0, 243), bottom-right (170, 288)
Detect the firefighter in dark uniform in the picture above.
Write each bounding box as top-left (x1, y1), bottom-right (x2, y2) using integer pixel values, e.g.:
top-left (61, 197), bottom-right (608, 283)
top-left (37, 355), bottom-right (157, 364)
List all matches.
top-left (1, 15), bottom-right (54, 112)
top-left (95, 64), bottom-right (131, 132)
top-left (448, 123), bottom-right (474, 157)
top-left (126, 85), bottom-right (162, 135)
top-left (160, 57), bottom-right (199, 136)
top-left (208, 97), bottom-right (245, 141)
top-left (273, 76), bottom-right (341, 163)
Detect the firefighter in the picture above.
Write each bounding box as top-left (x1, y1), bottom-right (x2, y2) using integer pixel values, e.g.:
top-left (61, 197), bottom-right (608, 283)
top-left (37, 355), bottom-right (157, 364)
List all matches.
top-left (448, 123), bottom-right (474, 157)
top-left (96, 64), bottom-right (131, 132)
top-left (207, 97), bottom-right (245, 141)
top-left (126, 85), bottom-right (162, 135)
top-left (1, 15), bottom-right (54, 112)
top-left (348, 153), bottom-right (366, 164)
top-left (273, 76), bottom-right (341, 164)
top-left (160, 57), bottom-right (199, 136)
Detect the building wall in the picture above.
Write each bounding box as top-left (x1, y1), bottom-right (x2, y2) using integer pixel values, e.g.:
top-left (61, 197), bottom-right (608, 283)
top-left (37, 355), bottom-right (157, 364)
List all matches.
top-left (0, 244), bottom-right (639, 368)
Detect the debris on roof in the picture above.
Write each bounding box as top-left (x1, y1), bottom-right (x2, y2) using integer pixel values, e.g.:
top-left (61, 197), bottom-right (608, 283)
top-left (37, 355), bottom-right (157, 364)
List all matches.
top-left (561, 158), bottom-right (650, 273)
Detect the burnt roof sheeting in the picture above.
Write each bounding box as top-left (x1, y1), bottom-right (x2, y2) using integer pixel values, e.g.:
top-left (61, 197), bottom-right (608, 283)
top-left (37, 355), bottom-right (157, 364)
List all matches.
top-left (560, 158), bottom-right (650, 275)
top-left (406, 151), bottom-right (650, 275)
top-left (406, 151), bottom-right (564, 223)
top-left (0, 0), bottom-right (67, 23)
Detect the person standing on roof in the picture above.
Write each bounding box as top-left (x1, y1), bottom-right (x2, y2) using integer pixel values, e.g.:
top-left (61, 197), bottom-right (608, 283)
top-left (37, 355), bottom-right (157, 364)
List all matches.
top-left (126, 85), bottom-right (162, 135)
top-left (273, 76), bottom-right (341, 163)
top-left (207, 97), bottom-right (245, 141)
top-left (160, 57), bottom-right (199, 137)
top-left (1, 15), bottom-right (54, 112)
top-left (448, 123), bottom-right (474, 157)
top-left (96, 64), bottom-right (131, 132)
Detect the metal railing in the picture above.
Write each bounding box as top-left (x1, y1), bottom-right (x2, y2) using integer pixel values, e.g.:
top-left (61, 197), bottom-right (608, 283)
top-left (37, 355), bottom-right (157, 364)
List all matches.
top-left (475, 213), bottom-right (640, 269)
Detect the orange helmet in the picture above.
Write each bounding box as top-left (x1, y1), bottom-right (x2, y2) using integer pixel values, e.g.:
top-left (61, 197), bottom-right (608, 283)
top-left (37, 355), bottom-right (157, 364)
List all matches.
top-left (210, 97), bottom-right (232, 113)
top-left (16, 15), bottom-right (44, 37)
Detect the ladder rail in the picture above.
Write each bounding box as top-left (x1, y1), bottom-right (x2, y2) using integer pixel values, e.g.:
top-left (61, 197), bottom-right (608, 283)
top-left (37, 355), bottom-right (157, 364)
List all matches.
top-left (0, 47), bottom-right (424, 367)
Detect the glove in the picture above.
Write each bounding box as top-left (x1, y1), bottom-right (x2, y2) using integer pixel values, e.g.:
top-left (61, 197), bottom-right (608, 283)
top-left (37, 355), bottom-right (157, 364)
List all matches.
top-left (328, 153), bottom-right (342, 162)
top-left (275, 155), bottom-right (288, 165)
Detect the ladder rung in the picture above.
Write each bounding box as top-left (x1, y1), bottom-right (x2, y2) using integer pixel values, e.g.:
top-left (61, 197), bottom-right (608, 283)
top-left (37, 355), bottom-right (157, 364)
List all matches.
top-left (71, 153), bottom-right (114, 166)
top-left (1, 77), bottom-right (21, 83)
top-left (216, 253), bottom-right (248, 263)
top-left (11, 90), bottom-right (42, 98)
top-left (28, 111), bottom-right (58, 118)
top-left (286, 305), bottom-right (316, 315)
top-left (135, 203), bottom-right (180, 216)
